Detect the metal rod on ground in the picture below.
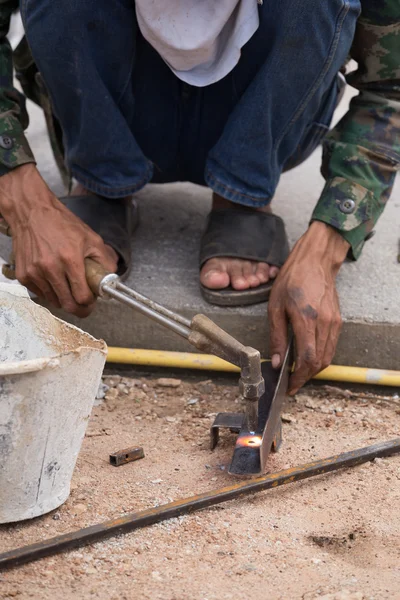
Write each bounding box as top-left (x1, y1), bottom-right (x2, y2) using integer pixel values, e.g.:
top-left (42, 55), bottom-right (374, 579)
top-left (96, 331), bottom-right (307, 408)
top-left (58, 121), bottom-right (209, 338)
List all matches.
top-left (1, 438), bottom-right (399, 571)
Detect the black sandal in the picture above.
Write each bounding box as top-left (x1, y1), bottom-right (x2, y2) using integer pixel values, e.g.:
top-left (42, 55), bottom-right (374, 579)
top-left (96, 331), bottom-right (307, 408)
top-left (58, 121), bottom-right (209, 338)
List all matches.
top-left (199, 209), bottom-right (289, 306)
top-left (60, 194), bottom-right (138, 279)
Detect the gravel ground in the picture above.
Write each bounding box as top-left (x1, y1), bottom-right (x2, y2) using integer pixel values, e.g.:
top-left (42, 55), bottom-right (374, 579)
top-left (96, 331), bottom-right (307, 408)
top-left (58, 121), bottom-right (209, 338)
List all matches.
top-left (0, 373), bottom-right (399, 600)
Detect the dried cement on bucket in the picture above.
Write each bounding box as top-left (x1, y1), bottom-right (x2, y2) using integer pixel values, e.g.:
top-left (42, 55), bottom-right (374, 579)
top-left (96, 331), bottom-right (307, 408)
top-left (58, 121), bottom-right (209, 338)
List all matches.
top-left (0, 283), bottom-right (107, 523)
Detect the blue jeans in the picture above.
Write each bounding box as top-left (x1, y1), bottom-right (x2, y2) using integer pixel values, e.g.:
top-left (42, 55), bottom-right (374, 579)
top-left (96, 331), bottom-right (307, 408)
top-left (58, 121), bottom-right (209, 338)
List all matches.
top-left (21, 0), bottom-right (360, 205)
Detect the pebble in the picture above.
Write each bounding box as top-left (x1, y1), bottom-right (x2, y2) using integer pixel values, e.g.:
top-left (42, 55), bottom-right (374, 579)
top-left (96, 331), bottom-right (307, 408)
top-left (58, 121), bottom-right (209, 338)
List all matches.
top-left (151, 479), bottom-right (163, 484)
top-left (187, 398), bottom-right (199, 405)
top-left (96, 382), bottom-right (109, 400)
top-left (117, 383), bottom-right (130, 395)
top-left (165, 416), bottom-right (176, 423)
top-left (156, 378), bottom-right (182, 388)
top-left (41, 570), bottom-right (54, 577)
top-left (196, 380), bottom-right (214, 394)
top-left (322, 386), bottom-right (353, 399)
top-left (104, 376), bottom-right (121, 387)
top-left (281, 413), bottom-right (296, 424)
top-left (317, 592), bottom-right (364, 600)
top-left (105, 388), bottom-right (119, 401)
top-left (305, 399), bottom-right (320, 410)
top-left (122, 378), bottom-right (142, 388)
top-left (86, 428), bottom-right (111, 437)
top-left (73, 503), bottom-right (87, 515)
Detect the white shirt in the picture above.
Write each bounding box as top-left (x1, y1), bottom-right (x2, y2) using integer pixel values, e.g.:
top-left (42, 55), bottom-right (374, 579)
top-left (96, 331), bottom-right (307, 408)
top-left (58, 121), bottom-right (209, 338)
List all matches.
top-left (135, 0), bottom-right (261, 87)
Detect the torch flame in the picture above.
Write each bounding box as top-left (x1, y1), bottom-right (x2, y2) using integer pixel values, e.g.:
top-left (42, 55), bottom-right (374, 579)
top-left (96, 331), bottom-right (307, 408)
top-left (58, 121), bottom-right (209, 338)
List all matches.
top-left (236, 435), bottom-right (262, 448)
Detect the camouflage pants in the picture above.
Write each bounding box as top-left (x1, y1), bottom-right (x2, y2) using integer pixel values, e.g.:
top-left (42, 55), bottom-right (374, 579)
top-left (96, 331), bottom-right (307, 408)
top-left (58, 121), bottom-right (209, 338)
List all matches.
top-left (18, 0), bottom-right (359, 204)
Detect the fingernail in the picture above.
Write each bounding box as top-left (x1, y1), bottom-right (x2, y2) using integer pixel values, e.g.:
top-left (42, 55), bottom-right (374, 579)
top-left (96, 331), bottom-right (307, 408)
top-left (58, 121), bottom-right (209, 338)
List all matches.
top-left (271, 354), bottom-right (281, 369)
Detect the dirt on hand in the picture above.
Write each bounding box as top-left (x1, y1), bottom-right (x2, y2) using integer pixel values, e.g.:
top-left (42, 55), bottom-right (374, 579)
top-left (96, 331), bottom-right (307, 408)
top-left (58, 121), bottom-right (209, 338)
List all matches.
top-left (0, 374), bottom-right (399, 600)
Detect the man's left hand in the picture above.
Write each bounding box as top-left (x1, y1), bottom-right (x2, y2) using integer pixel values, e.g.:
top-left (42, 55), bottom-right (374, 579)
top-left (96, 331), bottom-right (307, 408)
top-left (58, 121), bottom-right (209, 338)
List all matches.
top-left (268, 221), bottom-right (350, 394)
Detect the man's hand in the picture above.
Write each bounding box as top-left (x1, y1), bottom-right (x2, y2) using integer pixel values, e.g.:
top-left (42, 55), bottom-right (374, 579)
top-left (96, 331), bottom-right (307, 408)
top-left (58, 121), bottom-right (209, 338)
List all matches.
top-left (268, 221), bottom-right (350, 394)
top-left (0, 164), bottom-right (118, 317)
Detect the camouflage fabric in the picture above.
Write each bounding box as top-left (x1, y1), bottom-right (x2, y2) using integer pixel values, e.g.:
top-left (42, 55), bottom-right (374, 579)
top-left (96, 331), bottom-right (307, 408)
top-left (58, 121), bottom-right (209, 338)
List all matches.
top-left (0, 1), bottom-right (398, 260)
top-left (312, 0), bottom-right (400, 259)
top-left (11, 35), bottom-right (69, 187)
top-left (0, 0), bottom-right (35, 172)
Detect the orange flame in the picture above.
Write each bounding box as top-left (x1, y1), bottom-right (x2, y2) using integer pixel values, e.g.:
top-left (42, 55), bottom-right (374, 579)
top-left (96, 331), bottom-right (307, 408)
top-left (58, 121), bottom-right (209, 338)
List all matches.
top-left (236, 435), bottom-right (262, 448)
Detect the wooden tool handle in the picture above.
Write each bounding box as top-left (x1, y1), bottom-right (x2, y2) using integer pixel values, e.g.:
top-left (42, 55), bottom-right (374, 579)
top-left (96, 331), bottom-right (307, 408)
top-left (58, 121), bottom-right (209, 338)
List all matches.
top-left (1, 214), bottom-right (113, 294)
top-left (84, 258), bottom-right (111, 296)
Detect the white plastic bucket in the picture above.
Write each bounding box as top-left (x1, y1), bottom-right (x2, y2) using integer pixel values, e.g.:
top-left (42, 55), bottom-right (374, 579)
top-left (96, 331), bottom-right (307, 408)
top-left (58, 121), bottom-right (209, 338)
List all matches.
top-left (0, 283), bottom-right (107, 523)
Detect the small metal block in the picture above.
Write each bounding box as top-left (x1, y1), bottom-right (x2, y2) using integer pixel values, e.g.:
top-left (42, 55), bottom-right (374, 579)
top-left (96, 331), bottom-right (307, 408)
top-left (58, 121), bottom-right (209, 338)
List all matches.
top-left (109, 446), bottom-right (144, 467)
top-left (0, 135), bottom-right (13, 149)
top-left (210, 412), bottom-right (244, 450)
top-left (339, 198), bottom-right (355, 214)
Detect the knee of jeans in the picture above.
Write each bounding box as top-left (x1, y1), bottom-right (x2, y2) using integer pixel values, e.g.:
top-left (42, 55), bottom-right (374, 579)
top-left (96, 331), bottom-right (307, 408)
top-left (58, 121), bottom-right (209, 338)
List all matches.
top-left (21, 0), bottom-right (105, 43)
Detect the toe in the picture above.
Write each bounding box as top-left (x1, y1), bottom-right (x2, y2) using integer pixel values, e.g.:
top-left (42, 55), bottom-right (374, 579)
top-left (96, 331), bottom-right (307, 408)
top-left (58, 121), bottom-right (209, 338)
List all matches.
top-left (255, 262), bottom-right (270, 284)
top-left (200, 259), bottom-right (230, 289)
top-left (242, 261), bottom-right (260, 288)
top-left (229, 261), bottom-right (250, 290)
top-left (269, 266), bottom-right (280, 279)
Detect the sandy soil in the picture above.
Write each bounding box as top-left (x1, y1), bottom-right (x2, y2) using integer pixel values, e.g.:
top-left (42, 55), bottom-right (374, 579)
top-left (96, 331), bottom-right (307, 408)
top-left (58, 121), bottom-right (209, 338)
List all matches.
top-left (0, 372), bottom-right (399, 600)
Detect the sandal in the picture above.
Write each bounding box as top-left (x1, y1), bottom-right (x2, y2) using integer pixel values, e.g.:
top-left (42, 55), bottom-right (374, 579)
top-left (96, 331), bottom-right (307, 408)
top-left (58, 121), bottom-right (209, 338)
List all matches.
top-left (60, 194), bottom-right (138, 279)
top-left (199, 209), bottom-right (289, 306)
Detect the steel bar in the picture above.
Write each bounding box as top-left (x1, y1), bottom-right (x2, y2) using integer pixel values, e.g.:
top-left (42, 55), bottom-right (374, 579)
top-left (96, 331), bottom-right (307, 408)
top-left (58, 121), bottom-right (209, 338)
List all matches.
top-left (1, 438), bottom-right (399, 571)
top-left (228, 339), bottom-right (293, 475)
top-left (109, 446), bottom-right (145, 467)
top-left (210, 412), bottom-right (244, 450)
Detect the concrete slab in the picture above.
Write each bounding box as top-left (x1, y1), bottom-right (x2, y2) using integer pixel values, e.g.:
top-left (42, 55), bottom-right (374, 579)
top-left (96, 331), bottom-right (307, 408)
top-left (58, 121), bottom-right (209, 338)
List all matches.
top-left (0, 88), bottom-right (399, 369)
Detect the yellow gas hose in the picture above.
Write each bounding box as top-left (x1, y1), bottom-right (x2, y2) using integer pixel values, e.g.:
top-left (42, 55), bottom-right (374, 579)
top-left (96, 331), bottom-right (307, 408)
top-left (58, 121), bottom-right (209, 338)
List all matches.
top-left (106, 347), bottom-right (400, 387)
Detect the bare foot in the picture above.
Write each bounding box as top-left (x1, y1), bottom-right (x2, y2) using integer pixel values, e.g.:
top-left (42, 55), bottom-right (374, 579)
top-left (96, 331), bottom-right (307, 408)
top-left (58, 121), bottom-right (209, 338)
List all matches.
top-left (200, 194), bottom-right (280, 291)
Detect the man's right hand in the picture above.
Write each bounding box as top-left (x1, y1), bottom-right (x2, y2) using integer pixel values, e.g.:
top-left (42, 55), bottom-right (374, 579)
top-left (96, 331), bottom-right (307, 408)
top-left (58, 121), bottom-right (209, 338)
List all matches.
top-left (0, 164), bottom-right (118, 317)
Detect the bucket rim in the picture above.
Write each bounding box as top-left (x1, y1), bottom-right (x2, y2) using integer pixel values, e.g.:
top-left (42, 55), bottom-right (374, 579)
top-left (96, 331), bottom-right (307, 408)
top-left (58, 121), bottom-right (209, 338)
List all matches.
top-left (0, 345), bottom-right (107, 376)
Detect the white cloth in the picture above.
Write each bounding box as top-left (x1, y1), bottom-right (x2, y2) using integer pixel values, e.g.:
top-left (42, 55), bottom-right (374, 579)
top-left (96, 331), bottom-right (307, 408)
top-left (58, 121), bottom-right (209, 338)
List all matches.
top-left (135, 0), bottom-right (260, 87)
